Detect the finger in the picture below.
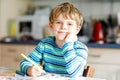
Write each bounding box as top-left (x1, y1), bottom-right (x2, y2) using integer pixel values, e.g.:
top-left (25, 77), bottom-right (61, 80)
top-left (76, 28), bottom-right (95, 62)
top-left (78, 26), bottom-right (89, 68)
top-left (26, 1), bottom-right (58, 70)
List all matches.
top-left (64, 32), bottom-right (70, 42)
top-left (33, 66), bottom-right (41, 72)
top-left (65, 33), bottom-right (77, 42)
top-left (31, 66), bottom-right (41, 76)
top-left (31, 70), bottom-right (41, 77)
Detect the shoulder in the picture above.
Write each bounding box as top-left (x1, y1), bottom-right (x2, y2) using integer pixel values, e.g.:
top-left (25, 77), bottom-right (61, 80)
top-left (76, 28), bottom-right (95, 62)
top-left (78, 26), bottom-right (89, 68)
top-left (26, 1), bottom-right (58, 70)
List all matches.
top-left (37, 36), bottom-right (55, 47)
top-left (40, 36), bottom-right (54, 43)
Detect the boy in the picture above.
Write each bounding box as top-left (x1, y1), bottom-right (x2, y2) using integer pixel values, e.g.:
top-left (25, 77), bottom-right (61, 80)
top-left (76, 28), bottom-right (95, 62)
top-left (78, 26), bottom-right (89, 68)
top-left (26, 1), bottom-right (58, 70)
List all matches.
top-left (20, 2), bottom-right (88, 78)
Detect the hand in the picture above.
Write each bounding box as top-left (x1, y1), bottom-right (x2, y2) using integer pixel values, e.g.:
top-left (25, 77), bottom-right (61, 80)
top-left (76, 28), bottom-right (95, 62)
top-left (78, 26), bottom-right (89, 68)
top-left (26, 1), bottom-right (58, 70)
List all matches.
top-left (64, 33), bottom-right (78, 43)
top-left (27, 66), bottom-right (43, 77)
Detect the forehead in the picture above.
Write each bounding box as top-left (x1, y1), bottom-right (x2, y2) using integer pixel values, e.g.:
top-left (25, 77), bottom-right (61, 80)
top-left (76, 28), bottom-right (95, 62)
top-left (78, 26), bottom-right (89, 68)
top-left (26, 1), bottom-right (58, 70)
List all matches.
top-left (56, 14), bottom-right (75, 21)
top-left (56, 15), bottom-right (76, 24)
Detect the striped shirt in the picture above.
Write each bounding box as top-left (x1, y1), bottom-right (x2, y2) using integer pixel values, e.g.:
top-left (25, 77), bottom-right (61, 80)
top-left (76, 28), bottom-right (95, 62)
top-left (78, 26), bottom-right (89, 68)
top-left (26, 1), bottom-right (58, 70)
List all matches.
top-left (20, 36), bottom-right (88, 77)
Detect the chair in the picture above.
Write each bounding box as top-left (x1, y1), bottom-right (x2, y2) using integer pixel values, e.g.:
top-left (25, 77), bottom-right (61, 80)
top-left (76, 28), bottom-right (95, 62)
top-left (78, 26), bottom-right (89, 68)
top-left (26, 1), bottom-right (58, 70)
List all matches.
top-left (83, 66), bottom-right (95, 77)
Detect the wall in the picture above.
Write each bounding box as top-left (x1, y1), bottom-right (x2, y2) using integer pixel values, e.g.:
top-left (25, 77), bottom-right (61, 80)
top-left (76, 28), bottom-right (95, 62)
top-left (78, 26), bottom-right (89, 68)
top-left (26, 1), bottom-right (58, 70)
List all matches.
top-left (0, 0), bottom-right (32, 39)
top-left (34, 0), bottom-right (120, 18)
top-left (0, 0), bottom-right (120, 39)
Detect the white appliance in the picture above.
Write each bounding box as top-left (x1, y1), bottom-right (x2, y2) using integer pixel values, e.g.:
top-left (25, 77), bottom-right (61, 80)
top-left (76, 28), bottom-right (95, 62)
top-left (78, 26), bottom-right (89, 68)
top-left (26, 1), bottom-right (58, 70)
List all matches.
top-left (16, 15), bottom-right (49, 40)
top-left (118, 13), bottom-right (120, 25)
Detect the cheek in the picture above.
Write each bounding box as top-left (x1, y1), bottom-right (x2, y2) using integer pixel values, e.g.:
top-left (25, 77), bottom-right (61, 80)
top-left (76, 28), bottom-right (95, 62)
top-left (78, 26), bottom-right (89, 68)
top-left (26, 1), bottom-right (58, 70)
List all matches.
top-left (52, 27), bottom-right (58, 35)
top-left (51, 25), bottom-right (57, 31)
top-left (69, 27), bottom-right (77, 33)
top-left (53, 27), bottom-right (58, 32)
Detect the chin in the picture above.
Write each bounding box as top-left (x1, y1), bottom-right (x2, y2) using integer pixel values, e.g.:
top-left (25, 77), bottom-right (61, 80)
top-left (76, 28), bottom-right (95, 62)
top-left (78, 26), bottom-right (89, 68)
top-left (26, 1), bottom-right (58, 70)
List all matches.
top-left (56, 36), bottom-right (65, 41)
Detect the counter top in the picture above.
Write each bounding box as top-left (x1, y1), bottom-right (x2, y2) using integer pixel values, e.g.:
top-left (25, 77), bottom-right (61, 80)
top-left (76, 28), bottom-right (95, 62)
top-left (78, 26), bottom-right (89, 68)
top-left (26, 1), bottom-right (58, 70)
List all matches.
top-left (0, 40), bottom-right (39, 45)
top-left (0, 40), bottom-right (120, 49)
top-left (86, 43), bottom-right (120, 49)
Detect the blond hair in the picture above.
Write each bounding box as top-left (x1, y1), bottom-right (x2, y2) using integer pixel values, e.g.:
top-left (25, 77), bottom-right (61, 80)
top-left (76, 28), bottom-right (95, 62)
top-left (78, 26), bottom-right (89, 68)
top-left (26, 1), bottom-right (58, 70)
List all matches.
top-left (49, 2), bottom-right (83, 27)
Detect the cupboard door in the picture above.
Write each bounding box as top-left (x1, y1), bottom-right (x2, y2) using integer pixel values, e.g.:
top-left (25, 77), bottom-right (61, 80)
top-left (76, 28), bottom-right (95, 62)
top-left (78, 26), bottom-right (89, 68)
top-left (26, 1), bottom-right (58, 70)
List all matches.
top-left (116, 70), bottom-right (120, 80)
top-left (25, 45), bottom-right (36, 56)
top-left (87, 48), bottom-right (120, 80)
top-left (0, 44), bottom-right (1, 66)
top-left (88, 63), bottom-right (120, 80)
top-left (88, 48), bottom-right (120, 65)
top-left (0, 44), bottom-right (26, 69)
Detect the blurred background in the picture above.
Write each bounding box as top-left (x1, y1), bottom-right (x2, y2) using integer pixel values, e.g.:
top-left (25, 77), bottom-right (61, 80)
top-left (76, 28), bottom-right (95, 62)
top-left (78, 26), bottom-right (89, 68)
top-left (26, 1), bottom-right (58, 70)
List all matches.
top-left (0, 0), bottom-right (120, 44)
top-left (0, 0), bottom-right (120, 80)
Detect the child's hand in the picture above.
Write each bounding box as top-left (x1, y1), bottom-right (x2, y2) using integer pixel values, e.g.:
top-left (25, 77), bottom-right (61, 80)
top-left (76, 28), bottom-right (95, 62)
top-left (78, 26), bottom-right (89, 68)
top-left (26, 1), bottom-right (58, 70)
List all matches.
top-left (64, 33), bottom-right (78, 43)
top-left (27, 66), bottom-right (43, 77)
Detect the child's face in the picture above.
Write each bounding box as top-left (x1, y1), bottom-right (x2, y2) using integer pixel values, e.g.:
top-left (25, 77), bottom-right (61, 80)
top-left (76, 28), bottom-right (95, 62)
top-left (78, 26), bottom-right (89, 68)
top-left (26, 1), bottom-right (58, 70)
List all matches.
top-left (49, 14), bottom-right (80, 41)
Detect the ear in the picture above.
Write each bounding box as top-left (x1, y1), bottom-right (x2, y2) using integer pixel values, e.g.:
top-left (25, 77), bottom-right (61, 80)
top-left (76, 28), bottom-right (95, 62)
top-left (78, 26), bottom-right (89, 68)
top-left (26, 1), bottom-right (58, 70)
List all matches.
top-left (76, 26), bottom-right (81, 34)
top-left (49, 22), bottom-right (53, 30)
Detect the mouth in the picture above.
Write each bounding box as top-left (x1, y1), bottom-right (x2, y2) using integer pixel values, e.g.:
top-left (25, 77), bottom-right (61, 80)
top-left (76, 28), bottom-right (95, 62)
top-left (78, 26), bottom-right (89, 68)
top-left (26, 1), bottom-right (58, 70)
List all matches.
top-left (58, 31), bottom-right (68, 34)
top-left (58, 32), bottom-right (66, 34)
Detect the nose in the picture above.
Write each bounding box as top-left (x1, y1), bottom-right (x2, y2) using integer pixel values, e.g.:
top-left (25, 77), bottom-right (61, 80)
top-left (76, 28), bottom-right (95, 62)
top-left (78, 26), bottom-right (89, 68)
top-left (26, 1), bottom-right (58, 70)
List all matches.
top-left (61, 23), bottom-right (67, 29)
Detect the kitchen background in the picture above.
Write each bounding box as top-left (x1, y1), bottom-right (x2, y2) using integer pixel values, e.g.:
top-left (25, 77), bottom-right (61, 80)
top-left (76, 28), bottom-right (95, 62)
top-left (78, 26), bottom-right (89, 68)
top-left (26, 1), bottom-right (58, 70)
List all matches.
top-left (0, 0), bottom-right (120, 80)
top-left (0, 0), bottom-right (120, 43)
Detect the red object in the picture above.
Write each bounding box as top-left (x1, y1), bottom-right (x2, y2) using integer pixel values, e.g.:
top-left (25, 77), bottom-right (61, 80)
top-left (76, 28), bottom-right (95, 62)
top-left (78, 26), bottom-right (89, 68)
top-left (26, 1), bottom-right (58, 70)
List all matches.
top-left (92, 21), bottom-right (104, 42)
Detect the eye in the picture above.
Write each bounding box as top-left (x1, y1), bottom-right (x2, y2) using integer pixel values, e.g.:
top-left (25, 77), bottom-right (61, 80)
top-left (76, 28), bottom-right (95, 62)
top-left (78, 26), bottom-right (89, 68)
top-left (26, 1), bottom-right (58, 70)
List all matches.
top-left (68, 23), bottom-right (73, 26)
top-left (55, 21), bottom-right (61, 24)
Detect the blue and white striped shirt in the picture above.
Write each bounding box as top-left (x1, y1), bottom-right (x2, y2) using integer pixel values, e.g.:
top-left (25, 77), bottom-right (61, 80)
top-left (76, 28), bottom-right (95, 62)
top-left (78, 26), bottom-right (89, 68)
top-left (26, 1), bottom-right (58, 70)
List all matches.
top-left (20, 36), bottom-right (88, 77)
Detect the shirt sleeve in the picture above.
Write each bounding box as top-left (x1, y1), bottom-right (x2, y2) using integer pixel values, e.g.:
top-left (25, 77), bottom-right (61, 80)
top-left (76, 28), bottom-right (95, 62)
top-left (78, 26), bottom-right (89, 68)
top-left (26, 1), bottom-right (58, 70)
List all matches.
top-left (20, 41), bottom-right (45, 74)
top-left (62, 41), bottom-right (88, 77)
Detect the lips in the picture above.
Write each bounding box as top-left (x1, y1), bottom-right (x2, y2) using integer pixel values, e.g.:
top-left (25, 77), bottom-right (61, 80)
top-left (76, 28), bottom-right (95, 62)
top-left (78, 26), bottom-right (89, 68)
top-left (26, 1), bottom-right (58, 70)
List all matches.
top-left (58, 31), bottom-right (68, 34)
top-left (58, 32), bottom-right (66, 34)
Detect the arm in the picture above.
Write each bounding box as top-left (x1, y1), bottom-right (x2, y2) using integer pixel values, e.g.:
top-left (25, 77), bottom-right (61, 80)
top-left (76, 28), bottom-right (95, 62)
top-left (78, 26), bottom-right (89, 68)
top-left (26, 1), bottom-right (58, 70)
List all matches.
top-left (20, 41), bottom-right (45, 75)
top-left (62, 41), bottom-right (88, 77)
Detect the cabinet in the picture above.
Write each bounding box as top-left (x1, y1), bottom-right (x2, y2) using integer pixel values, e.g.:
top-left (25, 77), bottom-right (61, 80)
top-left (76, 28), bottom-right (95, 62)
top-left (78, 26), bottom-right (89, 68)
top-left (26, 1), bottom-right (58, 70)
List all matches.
top-left (0, 44), bottom-right (1, 64)
top-left (0, 0), bottom-right (32, 39)
top-left (87, 48), bottom-right (120, 80)
top-left (0, 44), bottom-right (36, 70)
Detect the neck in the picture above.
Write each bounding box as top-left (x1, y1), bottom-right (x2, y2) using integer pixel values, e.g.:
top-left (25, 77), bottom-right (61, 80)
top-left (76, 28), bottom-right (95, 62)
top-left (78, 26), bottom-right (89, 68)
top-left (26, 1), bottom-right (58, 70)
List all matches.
top-left (55, 39), bottom-right (65, 48)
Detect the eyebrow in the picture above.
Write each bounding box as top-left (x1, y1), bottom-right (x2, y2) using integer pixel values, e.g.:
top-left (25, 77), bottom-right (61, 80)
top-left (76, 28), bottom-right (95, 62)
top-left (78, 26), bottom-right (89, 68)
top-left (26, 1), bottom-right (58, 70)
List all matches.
top-left (55, 18), bottom-right (75, 22)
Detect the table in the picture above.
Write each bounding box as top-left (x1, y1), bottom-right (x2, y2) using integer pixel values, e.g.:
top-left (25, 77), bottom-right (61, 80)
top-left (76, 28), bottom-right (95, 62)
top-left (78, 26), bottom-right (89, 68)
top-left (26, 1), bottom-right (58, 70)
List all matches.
top-left (0, 73), bottom-right (106, 80)
top-left (0, 67), bottom-right (106, 80)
